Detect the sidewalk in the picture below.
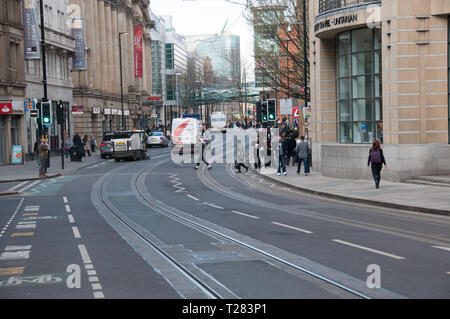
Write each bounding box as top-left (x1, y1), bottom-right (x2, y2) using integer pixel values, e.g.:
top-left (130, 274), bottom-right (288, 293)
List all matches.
top-left (0, 152), bottom-right (105, 183)
top-left (256, 165), bottom-right (450, 216)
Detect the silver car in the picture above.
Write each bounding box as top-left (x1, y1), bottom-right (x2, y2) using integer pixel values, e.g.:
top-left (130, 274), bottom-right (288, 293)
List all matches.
top-left (147, 131), bottom-right (169, 147)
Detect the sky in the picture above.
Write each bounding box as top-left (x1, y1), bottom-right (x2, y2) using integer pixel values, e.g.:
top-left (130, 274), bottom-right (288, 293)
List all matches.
top-left (150, 0), bottom-right (255, 81)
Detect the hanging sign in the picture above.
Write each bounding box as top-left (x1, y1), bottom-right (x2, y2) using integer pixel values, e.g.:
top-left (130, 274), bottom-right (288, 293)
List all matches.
top-left (23, 0), bottom-right (40, 60)
top-left (134, 25), bottom-right (143, 78)
top-left (72, 18), bottom-right (86, 70)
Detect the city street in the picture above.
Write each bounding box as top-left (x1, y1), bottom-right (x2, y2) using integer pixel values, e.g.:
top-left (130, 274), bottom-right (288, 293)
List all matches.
top-left (0, 147), bottom-right (449, 299)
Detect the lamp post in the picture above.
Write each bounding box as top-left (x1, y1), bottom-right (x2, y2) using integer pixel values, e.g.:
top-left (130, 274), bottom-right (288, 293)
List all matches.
top-left (118, 31), bottom-right (128, 130)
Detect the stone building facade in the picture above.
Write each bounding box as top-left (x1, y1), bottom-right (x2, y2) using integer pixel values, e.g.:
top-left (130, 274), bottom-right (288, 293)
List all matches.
top-left (0, 0), bottom-right (26, 164)
top-left (309, 0), bottom-right (450, 181)
top-left (69, 0), bottom-right (154, 140)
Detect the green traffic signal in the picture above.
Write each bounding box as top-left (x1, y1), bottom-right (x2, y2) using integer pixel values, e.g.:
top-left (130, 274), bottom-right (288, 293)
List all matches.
top-left (43, 117), bottom-right (50, 123)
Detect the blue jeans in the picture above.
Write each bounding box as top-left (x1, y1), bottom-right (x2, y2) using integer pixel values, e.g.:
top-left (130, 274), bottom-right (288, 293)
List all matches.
top-left (297, 157), bottom-right (309, 174)
top-left (277, 155), bottom-right (286, 173)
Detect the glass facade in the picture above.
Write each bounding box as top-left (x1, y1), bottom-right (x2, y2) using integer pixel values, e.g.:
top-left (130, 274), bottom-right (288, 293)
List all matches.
top-left (448, 16), bottom-right (450, 144)
top-left (166, 74), bottom-right (176, 101)
top-left (165, 43), bottom-right (174, 70)
top-left (337, 27), bottom-right (382, 144)
top-left (152, 41), bottom-right (163, 96)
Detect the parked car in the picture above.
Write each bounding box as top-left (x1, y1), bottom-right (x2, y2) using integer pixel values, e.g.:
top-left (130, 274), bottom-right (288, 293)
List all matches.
top-left (111, 130), bottom-right (148, 161)
top-left (100, 133), bottom-right (114, 159)
top-left (147, 131), bottom-right (169, 148)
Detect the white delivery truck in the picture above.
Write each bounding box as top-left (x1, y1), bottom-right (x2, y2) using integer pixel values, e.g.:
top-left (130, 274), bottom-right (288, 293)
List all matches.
top-left (210, 112), bottom-right (227, 133)
top-left (171, 118), bottom-right (202, 155)
top-left (111, 130), bottom-right (148, 161)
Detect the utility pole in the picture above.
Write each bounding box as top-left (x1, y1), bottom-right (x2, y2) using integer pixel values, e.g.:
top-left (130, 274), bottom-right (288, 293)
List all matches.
top-left (119, 31), bottom-right (128, 131)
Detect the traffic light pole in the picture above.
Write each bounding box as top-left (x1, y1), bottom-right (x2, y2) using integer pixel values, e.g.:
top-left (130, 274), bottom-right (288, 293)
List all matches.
top-left (39, 0), bottom-right (48, 138)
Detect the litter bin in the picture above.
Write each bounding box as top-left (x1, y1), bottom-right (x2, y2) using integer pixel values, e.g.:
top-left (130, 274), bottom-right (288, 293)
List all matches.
top-left (70, 146), bottom-right (82, 162)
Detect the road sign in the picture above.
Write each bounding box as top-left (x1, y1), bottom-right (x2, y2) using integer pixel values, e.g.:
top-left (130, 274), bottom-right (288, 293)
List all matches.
top-left (279, 98), bottom-right (292, 115)
top-left (30, 109), bottom-right (39, 118)
top-left (24, 100), bottom-right (35, 110)
top-left (293, 107), bottom-right (299, 118)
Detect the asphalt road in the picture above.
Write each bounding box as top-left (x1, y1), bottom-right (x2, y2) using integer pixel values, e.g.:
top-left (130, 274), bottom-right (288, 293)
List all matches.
top-left (0, 146), bottom-right (449, 299)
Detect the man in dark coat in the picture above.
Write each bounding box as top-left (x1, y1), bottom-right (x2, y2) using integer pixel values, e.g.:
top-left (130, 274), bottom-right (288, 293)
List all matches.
top-left (73, 133), bottom-right (83, 162)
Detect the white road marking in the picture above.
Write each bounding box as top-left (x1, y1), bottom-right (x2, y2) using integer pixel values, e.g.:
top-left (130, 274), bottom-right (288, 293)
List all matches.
top-left (24, 205), bottom-right (40, 211)
top-left (88, 276), bottom-right (99, 283)
top-left (0, 251), bottom-right (30, 260)
top-left (8, 181), bottom-right (28, 191)
top-left (87, 270), bottom-right (97, 276)
top-left (432, 246), bottom-right (450, 252)
top-left (207, 203), bottom-right (224, 210)
top-left (187, 195), bottom-right (199, 201)
top-left (19, 181), bottom-right (41, 193)
top-left (271, 222), bottom-right (313, 234)
top-left (68, 215), bottom-right (75, 224)
top-left (85, 264), bottom-right (94, 270)
top-left (5, 245), bottom-right (32, 251)
top-left (92, 283), bottom-right (102, 290)
top-left (78, 245), bottom-right (92, 264)
top-left (16, 223), bottom-right (36, 229)
top-left (63, 196), bottom-right (68, 204)
top-left (93, 291), bottom-right (105, 299)
top-left (72, 226), bottom-right (81, 239)
top-left (232, 211), bottom-right (259, 219)
top-left (333, 239), bottom-right (406, 260)
top-left (65, 205), bottom-right (71, 213)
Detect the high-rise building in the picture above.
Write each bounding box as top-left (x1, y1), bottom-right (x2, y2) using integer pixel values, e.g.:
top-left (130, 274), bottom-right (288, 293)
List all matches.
top-left (310, 0), bottom-right (450, 181)
top-left (185, 33), bottom-right (241, 85)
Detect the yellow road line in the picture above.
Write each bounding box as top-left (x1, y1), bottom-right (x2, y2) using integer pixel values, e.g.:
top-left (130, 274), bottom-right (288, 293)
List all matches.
top-left (11, 232), bottom-right (34, 237)
top-left (23, 213), bottom-right (38, 216)
top-left (0, 267), bottom-right (25, 276)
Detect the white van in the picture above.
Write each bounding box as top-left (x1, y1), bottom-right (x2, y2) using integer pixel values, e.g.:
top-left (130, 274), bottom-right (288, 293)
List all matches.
top-left (111, 130), bottom-right (148, 161)
top-left (171, 118), bottom-right (202, 155)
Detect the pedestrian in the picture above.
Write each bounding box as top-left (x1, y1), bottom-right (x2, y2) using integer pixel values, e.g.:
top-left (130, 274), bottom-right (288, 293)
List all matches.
top-left (64, 137), bottom-right (72, 158)
top-left (285, 133), bottom-right (296, 166)
top-left (368, 139), bottom-right (387, 189)
top-left (83, 134), bottom-right (91, 157)
top-left (235, 138), bottom-right (248, 173)
top-left (195, 137), bottom-right (212, 170)
top-left (73, 133), bottom-right (83, 162)
top-left (38, 139), bottom-right (49, 178)
top-left (277, 135), bottom-right (287, 176)
top-left (295, 136), bottom-right (310, 176)
top-left (90, 135), bottom-right (97, 153)
top-left (253, 136), bottom-right (261, 170)
top-left (34, 139), bottom-right (41, 167)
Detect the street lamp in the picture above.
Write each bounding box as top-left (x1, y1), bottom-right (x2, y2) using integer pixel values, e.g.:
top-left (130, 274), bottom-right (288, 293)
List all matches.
top-left (175, 72), bottom-right (182, 117)
top-left (119, 31), bottom-right (128, 131)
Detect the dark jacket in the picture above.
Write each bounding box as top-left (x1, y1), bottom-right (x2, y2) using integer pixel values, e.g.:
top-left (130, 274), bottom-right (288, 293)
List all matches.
top-left (368, 148), bottom-right (386, 166)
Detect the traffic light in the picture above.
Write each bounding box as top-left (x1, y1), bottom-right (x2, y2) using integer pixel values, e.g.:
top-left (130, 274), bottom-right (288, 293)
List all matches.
top-left (267, 99), bottom-right (276, 121)
top-left (261, 101), bottom-right (268, 122)
top-left (41, 100), bottom-right (52, 126)
top-left (256, 101), bottom-right (262, 122)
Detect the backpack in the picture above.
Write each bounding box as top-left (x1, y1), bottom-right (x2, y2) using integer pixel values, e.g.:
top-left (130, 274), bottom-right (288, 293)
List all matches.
top-left (370, 149), bottom-right (382, 164)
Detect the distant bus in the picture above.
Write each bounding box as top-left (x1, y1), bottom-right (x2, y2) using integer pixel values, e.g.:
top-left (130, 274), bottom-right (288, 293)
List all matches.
top-left (210, 112), bottom-right (227, 132)
top-left (182, 113), bottom-right (201, 120)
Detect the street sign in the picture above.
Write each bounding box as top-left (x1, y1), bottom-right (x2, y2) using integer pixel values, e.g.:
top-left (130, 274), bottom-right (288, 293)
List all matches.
top-left (30, 109), bottom-right (39, 118)
top-left (293, 107), bottom-right (300, 118)
top-left (24, 100), bottom-right (35, 110)
top-left (279, 98), bottom-right (292, 115)
top-left (0, 102), bottom-right (13, 114)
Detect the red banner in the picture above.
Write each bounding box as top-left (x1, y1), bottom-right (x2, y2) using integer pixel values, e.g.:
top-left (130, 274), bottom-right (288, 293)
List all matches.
top-left (134, 25), bottom-right (143, 78)
top-left (0, 102), bottom-right (13, 114)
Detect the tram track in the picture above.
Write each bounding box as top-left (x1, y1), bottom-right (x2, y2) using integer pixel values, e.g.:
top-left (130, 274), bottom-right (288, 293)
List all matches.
top-left (92, 158), bottom-right (407, 299)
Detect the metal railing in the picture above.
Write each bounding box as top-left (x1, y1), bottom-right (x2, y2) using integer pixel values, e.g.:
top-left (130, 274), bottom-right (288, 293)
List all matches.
top-left (318, 0), bottom-right (380, 15)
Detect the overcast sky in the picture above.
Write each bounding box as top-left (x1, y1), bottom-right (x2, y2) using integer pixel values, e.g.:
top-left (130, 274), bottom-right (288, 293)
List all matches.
top-left (150, 0), bottom-right (255, 81)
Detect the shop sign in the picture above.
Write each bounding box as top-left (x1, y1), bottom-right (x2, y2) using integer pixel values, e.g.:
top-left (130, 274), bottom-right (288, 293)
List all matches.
top-left (12, 145), bottom-right (23, 164)
top-left (315, 14), bottom-right (358, 32)
top-left (0, 102), bottom-right (13, 114)
top-left (92, 106), bottom-right (100, 114)
top-left (124, 110), bottom-right (130, 116)
top-left (72, 106), bottom-right (84, 115)
top-left (111, 109), bottom-right (118, 115)
top-left (104, 108), bottom-right (111, 115)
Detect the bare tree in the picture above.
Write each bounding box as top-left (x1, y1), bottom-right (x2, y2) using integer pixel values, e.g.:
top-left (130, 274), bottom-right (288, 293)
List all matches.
top-left (246, 0), bottom-right (309, 100)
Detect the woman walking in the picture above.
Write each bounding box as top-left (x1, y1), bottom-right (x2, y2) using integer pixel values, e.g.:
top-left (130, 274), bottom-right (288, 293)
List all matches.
top-left (83, 134), bottom-right (91, 157)
top-left (368, 139), bottom-right (387, 189)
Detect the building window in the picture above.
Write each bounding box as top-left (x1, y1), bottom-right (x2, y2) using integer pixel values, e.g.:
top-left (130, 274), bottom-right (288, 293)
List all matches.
top-left (165, 43), bottom-right (174, 70)
top-left (166, 74), bottom-right (176, 101)
top-left (337, 27), bottom-right (382, 144)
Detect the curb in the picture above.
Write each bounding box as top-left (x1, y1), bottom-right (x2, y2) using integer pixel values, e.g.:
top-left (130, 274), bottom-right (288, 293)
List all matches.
top-left (254, 170), bottom-right (450, 217)
top-left (0, 191), bottom-right (19, 197)
top-left (0, 174), bottom-right (61, 184)
top-left (0, 158), bottom-right (106, 184)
